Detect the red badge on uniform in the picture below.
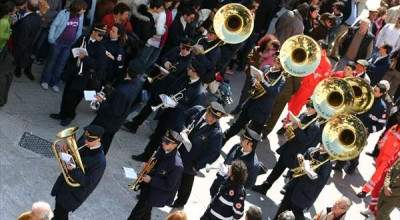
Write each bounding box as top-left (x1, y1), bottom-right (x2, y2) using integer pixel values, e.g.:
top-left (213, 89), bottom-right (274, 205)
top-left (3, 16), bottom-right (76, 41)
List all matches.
top-left (235, 203), bottom-right (242, 209)
top-left (229, 190), bottom-right (234, 196)
top-left (382, 114), bottom-right (386, 119)
top-left (117, 54), bottom-right (122, 61)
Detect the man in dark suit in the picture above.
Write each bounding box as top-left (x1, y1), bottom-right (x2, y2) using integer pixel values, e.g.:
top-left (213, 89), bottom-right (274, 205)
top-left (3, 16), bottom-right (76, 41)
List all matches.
top-left (273, 146), bottom-right (332, 220)
top-left (13, 0), bottom-right (42, 80)
top-left (127, 130), bottom-right (184, 220)
top-left (50, 24), bottom-right (108, 126)
top-left (162, 6), bottom-right (196, 53)
top-left (123, 39), bottom-right (194, 134)
top-left (367, 43), bottom-right (392, 86)
top-left (224, 56), bottom-right (286, 143)
top-left (131, 59), bottom-right (206, 162)
top-left (89, 59), bottom-right (144, 155)
top-left (51, 125), bottom-right (106, 220)
top-left (252, 99), bottom-right (320, 194)
top-left (210, 126), bottom-right (260, 192)
top-left (171, 102), bottom-right (226, 208)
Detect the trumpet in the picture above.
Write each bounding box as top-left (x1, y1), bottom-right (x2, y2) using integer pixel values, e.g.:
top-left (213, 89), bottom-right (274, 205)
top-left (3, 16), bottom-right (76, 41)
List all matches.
top-left (147, 63), bottom-right (178, 83)
top-left (129, 120), bottom-right (196, 191)
top-left (151, 88), bottom-right (186, 111)
top-left (129, 156), bottom-right (157, 191)
top-left (90, 86), bottom-right (106, 110)
top-left (76, 37), bottom-right (86, 76)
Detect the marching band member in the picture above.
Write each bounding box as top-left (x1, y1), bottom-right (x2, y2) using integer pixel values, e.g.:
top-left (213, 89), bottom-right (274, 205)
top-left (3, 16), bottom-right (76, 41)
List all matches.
top-left (252, 99), bottom-right (320, 195)
top-left (132, 59), bottom-right (206, 162)
top-left (171, 102), bottom-right (226, 208)
top-left (123, 38), bottom-right (194, 134)
top-left (223, 55), bottom-right (286, 144)
top-left (50, 24), bottom-right (108, 126)
top-left (103, 23), bottom-right (126, 86)
top-left (273, 145), bottom-right (332, 220)
top-left (51, 125), bottom-right (106, 220)
top-left (334, 82), bottom-right (387, 174)
top-left (201, 160), bottom-right (247, 220)
top-left (127, 130), bottom-right (183, 220)
top-left (89, 59), bottom-right (144, 155)
top-left (210, 126), bottom-right (260, 192)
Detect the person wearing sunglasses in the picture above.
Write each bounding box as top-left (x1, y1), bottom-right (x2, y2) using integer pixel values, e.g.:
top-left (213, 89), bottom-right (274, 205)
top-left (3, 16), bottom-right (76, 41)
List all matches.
top-left (127, 130), bottom-right (183, 220)
top-left (51, 125), bottom-right (106, 220)
top-left (170, 102), bottom-right (226, 209)
top-left (50, 23), bottom-right (108, 127)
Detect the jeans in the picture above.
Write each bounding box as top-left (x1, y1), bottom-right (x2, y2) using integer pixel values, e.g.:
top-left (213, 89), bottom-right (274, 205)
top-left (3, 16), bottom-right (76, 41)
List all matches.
top-left (139, 45), bottom-right (161, 71)
top-left (41, 41), bottom-right (73, 87)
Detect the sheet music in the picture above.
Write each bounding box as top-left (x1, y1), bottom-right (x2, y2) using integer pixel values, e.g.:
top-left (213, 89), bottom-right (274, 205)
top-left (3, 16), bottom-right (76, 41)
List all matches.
top-left (303, 160), bottom-right (317, 180)
top-left (60, 152), bottom-right (76, 169)
top-left (288, 111), bottom-right (301, 124)
top-left (84, 90), bottom-right (97, 101)
top-left (159, 94), bottom-right (177, 108)
top-left (72, 47), bottom-right (88, 58)
top-left (250, 65), bottom-right (265, 82)
top-left (180, 131), bottom-right (192, 152)
top-left (122, 167), bottom-right (137, 180)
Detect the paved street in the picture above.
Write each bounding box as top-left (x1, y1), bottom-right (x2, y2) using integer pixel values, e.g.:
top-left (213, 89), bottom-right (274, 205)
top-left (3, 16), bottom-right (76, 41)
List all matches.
top-left (1, 53), bottom-right (399, 220)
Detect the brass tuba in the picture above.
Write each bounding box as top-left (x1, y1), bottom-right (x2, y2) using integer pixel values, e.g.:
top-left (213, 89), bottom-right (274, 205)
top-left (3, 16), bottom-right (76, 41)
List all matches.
top-left (291, 114), bottom-right (367, 178)
top-left (52, 127), bottom-right (86, 187)
top-left (343, 76), bottom-right (374, 114)
top-left (199, 3), bottom-right (254, 54)
top-left (279, 35), bottom-right (321, 77)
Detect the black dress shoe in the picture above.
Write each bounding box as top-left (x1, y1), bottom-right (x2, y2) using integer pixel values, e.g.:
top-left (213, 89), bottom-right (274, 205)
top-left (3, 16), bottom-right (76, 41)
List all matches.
top-left (14, 68), bottom-right (21, 78)
top-left (131, 153), bottom-right (147, 162)
top-left (24, 69), bottom-right (35, 81)
top-left (251, 182), bottom-right (271, 195)
top-left (122, 121), bottom-right (138, 133)
top-left (50, 113), bottom-right (63, 120)
top-left (357, 191), bottom-right (367, 198)
top-left (60, 117), bottom-right (73, 126)
top-left (366, 152), bottom-right (378, 158)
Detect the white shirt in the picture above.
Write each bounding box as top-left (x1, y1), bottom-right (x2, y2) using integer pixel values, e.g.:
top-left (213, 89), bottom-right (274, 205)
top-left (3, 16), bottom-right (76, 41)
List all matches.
top-left (375, 24), bottom-right (400, 53)
top-left (180, 16), bottom-right (187, 31)
top-left (89, 143), bottom-right (101, 150)
top-left (190, 78), bottom-right (200, 84)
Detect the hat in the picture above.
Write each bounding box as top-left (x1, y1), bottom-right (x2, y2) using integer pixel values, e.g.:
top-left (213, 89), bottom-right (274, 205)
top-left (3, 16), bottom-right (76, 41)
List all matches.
top-left (208, 101), bottom-right (226, 119)
top-left (207, 25), bottom-right (216, 34)
top-left (93, 23), bottom-right (107, 35)
top-left (379, 80), bottom-right (390, 91)
top-left (164, 130), bottom-right (183, 144)
top-left (306, 98), bottom-right (314, 109)
top-left (84, 125), bottom-right (105, 138)
top-left (357, 59), bottom-right (369, 67)
top-left (241, 127), bottom-right (262, 143)
top-left (180, 38), bottom-right (194, 48)
top-left (128, 59), bottom-right (145, 75)
top-left (190, 58), bottom-right (206, 77)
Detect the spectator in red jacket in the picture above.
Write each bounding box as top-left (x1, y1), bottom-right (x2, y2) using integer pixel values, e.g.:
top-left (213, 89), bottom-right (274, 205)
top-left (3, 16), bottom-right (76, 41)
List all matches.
top-left (101, 2), bottom-right (132, 34)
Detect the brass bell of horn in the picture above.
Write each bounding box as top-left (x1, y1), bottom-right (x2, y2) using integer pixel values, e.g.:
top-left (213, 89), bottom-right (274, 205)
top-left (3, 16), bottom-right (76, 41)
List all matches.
top-left (321, 114), bottom-right (367, 160)
top-left (312, 77), bottom-right (355, 119)
top-left (279, 35), bottom-right (321, 77)
top-left (213, 3), bottom-right (254, 44)
top-left (343, 76), bottom-right (374, 114)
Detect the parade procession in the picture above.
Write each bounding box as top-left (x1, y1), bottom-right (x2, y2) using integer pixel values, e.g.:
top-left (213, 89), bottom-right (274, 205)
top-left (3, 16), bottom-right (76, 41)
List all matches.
top-left (1, 0), bottom-right (400, 219)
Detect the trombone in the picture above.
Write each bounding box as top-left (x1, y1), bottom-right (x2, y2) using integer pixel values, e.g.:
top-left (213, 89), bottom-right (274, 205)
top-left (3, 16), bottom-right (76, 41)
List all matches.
top-left (151, 88), bottom-right (186, 111)
top-left (147, 63), bottom-right (178, 83)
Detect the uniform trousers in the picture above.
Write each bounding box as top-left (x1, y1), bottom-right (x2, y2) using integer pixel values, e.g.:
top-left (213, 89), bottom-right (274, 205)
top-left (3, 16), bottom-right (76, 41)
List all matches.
top-left (59, 83), bottom-right (84, 119)
top-left (264, 77), bottom-right (302, 135)
top-left (235, 76), bottom-right (251, 110)
top-left (142, 115), bottom-right (168, 160)
top-left (52, 203), bottom-right (69, 220)
top-left (127, 185), bottom-right (152, 220)
top-left (274, 187), bottom-right (305, 220)
top-left (173, 172), bottom-right (195, 206)
top-left (224, 108), bottom-right (264, 143)
top-left (263, 155), bottom-right (287, 188)
top-left (130, 100), bottom-right (154, 128)
top-left (100, 132), bottom-right (115, 155)
top-left (376, 188), bottom-right (400, 220)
